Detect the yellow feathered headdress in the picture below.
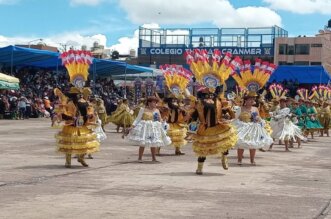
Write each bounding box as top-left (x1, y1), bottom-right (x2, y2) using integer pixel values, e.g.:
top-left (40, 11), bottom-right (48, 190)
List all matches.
top-left (310, 85), bottom-right (331, 102)
top-left (160, 64), bottom-right (192, 98)
top-left (185, 49), bottom-right (241, 93)
top-left (269, 83), bottom-right (288, 100)
top-left (60, 50), bottom-right (93, 88)
top-left (228, 86), bottom-right (247, 104)
top-left (231, 59), bottom-right (277, 93)
top-left (297, 88), bottom-right (310, 101)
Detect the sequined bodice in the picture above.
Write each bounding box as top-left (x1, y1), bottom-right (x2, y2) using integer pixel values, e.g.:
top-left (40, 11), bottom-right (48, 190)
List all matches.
top-left (142, 111), bottom-right (154, 121)
top-left (239, 111), bottom-right (252, 123)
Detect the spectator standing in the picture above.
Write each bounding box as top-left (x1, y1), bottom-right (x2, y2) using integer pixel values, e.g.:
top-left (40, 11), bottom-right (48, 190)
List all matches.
top-left (18, 97), bottom-right (27, 120)
top-left (44, 97), bottom-right (52, 114)
top-left (10, 97), bottom-right (18, 119)
top-left (0, 96), bottom-right (6, 119)
top-left (25, 98), bottom-right (32, 119)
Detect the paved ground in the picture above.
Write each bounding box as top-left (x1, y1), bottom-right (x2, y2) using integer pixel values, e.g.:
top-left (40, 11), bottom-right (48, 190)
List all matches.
top-left (0, 119), bottom-right (330, 219)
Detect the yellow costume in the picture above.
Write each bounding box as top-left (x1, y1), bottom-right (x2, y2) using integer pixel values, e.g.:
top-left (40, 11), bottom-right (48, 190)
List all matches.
top-left (108, 101), bottom-right (134, 127)
top-left (160, 64), bottom-right (192, 155)
top-left (95, 99), bottom-right (107, 127)
top-left (185, 49), bottom-right (238, 174)
top-left (310, 85), bottom-right (331, 136)
top-left (166, 105), bottom-right (188, 153)
top-left (193, 99), bottom-right (237, 156)
top-left (56, 49), bottom-right (99, 168)
top-left (55, 98), bottom-right (99, 155)
top-left (258, 93), bottom-right (273, 135)
top-left (133, 101), bottom-right (145, 118)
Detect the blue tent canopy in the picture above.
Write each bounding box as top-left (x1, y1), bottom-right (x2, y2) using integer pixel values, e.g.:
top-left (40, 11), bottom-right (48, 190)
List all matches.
top-left (0, 45), bottom-right (59, 67)
top-left (269, 65), bottom-right (331, 84)
top-left (0, 45), bottom-right (154, 76)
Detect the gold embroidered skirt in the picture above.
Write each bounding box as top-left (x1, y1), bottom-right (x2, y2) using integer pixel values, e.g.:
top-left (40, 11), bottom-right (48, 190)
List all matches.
top-left (193, 123), bottom-right (237, 157)
top-left (56, 125), bottom-right (100, 155)
top-left (167, 123), bottom-right (187, 148)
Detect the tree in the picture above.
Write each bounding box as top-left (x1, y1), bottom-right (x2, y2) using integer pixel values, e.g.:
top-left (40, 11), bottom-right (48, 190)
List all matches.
top-left (111, 50), bottom-right (120, 60)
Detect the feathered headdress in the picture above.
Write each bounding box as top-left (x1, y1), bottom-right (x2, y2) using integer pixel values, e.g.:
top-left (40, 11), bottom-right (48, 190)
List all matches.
top-left (229, 86), bottom-right (247, 104)
top-left (60, 50), bottom-right (93, 88)
top-left (185, 49), bottom-right (241, 93)
top-left (297, 88), bottom-right (310, 101)
top-left (310, 85), bottom-right (331, 102)
top-left (269, 83), bottom-right (288, 100)
top-left (160, 64), bottom-right (192, 98)
top-left (234, 86), bottom-right (247, 100)
top-left (231, 58), bottom-right (277, 93)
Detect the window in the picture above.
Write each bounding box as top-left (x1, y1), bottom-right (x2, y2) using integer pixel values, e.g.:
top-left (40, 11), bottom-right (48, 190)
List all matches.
top-left (287, 45), bottom-right (294, 55)
top-left (310, 62), bottom-right (322, 65)
top-left (294, 61), bottom-right (309, 65)
top-left (311, 44), bottom-right (322, 48)
top-left (278, 61), bottom-right (287, 65)
top-left (279, 44), bottom-right (287, 55)
top-left (295, 44), bottom-right (310, 55)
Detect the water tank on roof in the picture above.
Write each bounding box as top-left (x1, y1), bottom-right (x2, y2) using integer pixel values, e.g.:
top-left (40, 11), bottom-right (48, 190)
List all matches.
top-left (328, 19), bottom-right (331, 28)
top-left (93, 41), bottom-right (99, 48)
top-left (130, 49), bottom-right (136, 57)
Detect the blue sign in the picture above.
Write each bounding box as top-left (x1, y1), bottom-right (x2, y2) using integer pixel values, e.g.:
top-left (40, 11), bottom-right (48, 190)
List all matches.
top-left (138, 47), bottom-right (274, 56)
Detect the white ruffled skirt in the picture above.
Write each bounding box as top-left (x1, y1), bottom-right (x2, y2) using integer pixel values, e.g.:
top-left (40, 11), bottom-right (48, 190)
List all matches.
top-left (232, 120), bottom-right (273, 149)
top-left (271, 118), bottom-right (306, 141)
top-left (128, 120), bottom-right (171, 147)
top-left (94, 119), bottom-right (107, 142)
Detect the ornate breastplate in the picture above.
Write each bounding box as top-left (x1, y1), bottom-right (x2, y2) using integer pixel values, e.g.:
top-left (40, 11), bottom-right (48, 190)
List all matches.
top-left (239, 111), bottom-right (252, 123)
top-left (142, 112), bottom-right (153, 121)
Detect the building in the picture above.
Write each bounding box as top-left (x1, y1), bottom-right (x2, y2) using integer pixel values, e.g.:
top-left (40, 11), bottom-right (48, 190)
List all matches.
top-left (138, 26), bottom-right (288, 67)
top-left (16, 44), bottom-right (59, 52)
top-left (274, 26), bottom-right (331, 73)
top-left (90, 41), bottom-right (111, 59)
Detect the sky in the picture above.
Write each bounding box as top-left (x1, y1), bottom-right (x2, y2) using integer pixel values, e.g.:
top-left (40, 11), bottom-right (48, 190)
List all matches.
top-left (0, 0), bottom-right (330, 54)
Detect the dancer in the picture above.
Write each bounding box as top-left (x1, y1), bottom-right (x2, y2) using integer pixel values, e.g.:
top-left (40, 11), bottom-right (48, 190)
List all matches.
top-left (108, 98), bottom-right (134, 137)
top-left (133, 98), bottom-right (145, 118)
top-left (231, 59), bottom-right (274, 165)
top-left (51, 96), bottom-right (62, 128)
top-left (310, 85), bottom-right (331, 137)
top-left (297, 88), bottom-right (323, 138)
top-left (127, 96), bottom-right (171, 163)
top-left (160, 64), bottom-right (192, 155)
top-left (55, 50), bottom-right (99, 168)
top-left (256, 90), bottom-right (273, 148)
top-left (95, 98), bottom-right (107, 131)
top-left (269, 84), bottom-right (306, 151)
top-left (185, 50), bottom-right (238, 174)
top-left (319, 101), bottom-right (331, 137)
top-left (88, 98), bottom-right (107, 159)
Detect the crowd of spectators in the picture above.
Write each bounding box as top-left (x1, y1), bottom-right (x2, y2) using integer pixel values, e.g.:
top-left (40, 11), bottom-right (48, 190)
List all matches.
top-left (0, 67), bottom-right (129, 120)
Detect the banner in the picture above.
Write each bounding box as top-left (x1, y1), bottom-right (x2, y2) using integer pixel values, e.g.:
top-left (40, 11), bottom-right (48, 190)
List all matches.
top-left (134, 78), bottom-right (142, 104)
top-left (139, 47), bottom-right (273, 56)
top-left (145, 78), bottom-right (154, 97)
top-left (155, 75), bottom-right (164, 92)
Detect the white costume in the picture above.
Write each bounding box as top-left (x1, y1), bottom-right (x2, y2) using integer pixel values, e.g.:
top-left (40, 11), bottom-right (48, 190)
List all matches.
top-left (270, 107), bottom-right (305, 140)
top-left (233, 107), bottom-right (273, 149)
top-left (94, 118), bottom-right (107, 142)
top-left (127, 108), bottom-right (171, 147)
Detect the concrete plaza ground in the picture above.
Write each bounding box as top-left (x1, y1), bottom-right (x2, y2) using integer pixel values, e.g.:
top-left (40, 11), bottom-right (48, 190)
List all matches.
top-left (0, 119), bottom-right (330, 219)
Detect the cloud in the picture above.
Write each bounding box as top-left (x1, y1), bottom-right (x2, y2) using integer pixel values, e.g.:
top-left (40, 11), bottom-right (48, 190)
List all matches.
top-left (0, 32), bottom-right (108, 51)
top-left (264, 0), bottom-right (331, 14)
top-left (69, 0), bottom-right (105, 6)
top-left (118, 0), bottom-right (282, 27)
top-left (109, 23), bottom-right (160, 55)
